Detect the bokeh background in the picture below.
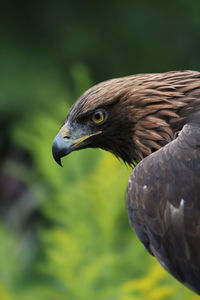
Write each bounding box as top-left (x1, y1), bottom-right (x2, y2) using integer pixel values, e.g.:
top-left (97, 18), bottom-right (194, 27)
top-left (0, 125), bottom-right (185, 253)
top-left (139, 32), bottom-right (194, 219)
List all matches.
top-left (0, 1), bottom-right (200, 299)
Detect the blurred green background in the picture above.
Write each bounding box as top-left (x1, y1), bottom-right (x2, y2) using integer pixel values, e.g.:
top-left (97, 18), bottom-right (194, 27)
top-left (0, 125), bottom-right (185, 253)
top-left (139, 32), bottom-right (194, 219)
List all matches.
top-left (0, 1), bottom-right (200, 299)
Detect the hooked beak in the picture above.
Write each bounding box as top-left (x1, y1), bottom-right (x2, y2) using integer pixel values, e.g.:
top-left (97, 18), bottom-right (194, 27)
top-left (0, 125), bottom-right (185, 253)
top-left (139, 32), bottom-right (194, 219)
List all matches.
top-left (52, 124), bottom-right (101, 166)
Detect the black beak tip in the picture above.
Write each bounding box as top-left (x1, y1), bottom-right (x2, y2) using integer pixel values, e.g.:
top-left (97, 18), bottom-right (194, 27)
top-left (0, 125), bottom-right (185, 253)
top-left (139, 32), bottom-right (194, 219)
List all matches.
top-left (56, 157), bottom-right (63, 167)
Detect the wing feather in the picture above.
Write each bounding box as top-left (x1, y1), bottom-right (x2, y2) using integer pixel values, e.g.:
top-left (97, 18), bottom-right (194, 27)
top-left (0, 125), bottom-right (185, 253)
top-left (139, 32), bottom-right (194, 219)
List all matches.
top-left (127, 121), bottom-right (200, 293)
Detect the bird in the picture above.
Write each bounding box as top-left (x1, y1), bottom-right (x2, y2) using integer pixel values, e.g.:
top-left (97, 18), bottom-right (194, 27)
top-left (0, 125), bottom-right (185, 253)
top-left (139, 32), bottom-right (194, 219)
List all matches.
top-left (52, 70), bottom-right (200, 294)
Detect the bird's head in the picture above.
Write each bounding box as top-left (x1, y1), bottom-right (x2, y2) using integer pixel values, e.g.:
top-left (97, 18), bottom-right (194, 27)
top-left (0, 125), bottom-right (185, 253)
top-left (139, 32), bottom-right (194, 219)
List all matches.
top-left (52, 74), bottom-right (181, 166)
top-left (52, 77), bottom-right (139, 166)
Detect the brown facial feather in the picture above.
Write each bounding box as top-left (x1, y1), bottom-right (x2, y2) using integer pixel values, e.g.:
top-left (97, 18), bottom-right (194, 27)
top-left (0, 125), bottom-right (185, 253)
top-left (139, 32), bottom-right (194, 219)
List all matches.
top-left (67, 70), bottom-right (200, 164)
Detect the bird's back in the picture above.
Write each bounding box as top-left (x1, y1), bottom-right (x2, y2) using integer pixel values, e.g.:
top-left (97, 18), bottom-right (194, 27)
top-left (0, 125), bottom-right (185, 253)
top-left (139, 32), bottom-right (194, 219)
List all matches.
top-left (127, 119), bottom-right (200, 293)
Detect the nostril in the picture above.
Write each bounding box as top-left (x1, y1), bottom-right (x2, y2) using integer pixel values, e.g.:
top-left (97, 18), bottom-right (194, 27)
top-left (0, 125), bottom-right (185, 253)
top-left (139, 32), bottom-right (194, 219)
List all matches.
top-left (59, 125), bottom-right (71, 139)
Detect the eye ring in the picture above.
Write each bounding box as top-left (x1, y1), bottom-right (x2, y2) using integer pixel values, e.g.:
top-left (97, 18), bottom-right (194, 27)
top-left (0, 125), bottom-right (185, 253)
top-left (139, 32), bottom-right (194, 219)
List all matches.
top-left (92, 109), bottom-right (106, 124)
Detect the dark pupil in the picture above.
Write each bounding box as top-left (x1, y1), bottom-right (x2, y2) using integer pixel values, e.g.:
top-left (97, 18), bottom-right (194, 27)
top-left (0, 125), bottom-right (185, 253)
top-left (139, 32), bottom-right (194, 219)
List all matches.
top-left (95, 112), bottom-right (101, 120)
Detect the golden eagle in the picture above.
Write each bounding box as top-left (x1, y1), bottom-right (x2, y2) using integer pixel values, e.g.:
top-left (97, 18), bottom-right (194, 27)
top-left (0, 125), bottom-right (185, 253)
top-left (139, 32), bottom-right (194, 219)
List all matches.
top-left (52, 70), bottom-right (200, 294)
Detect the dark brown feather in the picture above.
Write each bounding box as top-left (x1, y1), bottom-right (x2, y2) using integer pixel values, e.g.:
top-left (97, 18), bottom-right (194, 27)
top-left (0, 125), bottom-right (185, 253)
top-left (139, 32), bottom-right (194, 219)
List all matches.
top-left (127, 120), bottom-right (200, 293)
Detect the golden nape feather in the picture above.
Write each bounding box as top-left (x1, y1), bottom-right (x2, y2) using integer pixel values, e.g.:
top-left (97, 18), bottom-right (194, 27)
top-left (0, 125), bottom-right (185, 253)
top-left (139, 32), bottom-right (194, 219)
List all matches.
top-left (52, 70), bottom-right (200, 294)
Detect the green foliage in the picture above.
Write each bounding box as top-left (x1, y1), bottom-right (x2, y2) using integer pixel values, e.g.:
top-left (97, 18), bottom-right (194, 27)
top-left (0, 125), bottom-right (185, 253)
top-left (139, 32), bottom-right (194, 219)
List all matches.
top-left (1, 2), bottom-right (200, 299)
top-left (0, 65), bottom-right (197, 300)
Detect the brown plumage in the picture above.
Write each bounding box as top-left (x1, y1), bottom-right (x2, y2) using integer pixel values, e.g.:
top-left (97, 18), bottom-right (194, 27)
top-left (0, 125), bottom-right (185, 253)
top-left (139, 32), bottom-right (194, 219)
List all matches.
top-left (127, 117), bottom-right (200, 294)
top-left (52, 70), bottom-right (200, 293)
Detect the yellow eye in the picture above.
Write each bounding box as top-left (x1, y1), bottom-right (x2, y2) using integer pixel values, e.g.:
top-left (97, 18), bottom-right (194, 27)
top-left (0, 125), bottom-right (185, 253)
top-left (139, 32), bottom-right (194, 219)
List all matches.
top-left (92, 110), bottom-right (106, 124)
